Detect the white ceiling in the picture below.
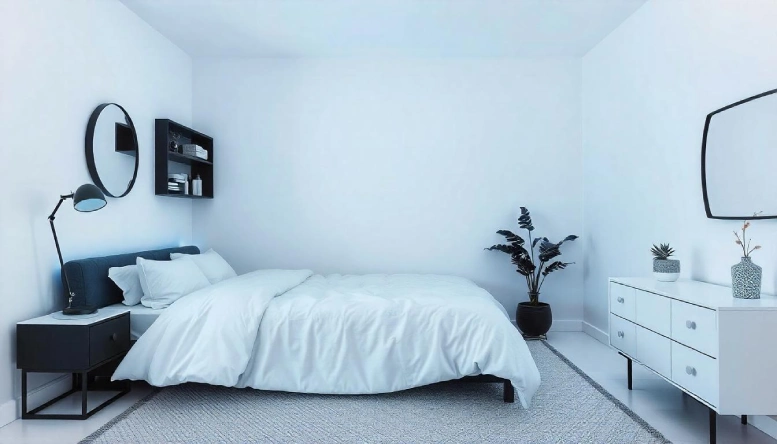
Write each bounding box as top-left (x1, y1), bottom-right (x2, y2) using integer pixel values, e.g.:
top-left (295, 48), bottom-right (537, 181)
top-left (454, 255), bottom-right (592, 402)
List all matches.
top-left (120, 0), bottom-right (646, 58)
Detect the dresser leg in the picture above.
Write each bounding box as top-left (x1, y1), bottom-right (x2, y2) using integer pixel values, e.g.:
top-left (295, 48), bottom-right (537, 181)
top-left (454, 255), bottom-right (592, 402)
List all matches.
top-left (709, 408), bottom-right (716, 444)
top-left (741, 415), bottom-right (747, 425)
top-left (627, 357), bottom-right (632, 390)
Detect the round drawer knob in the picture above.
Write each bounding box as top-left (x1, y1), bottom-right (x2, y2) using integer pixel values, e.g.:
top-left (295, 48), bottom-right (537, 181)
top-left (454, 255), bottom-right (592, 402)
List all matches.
top-left (686, 320), bottom-right (696, 330)
top-left (685, 366), bottom-right (697, 376)
top-left (617, 331), bottom-right (624, 338)
top-left (617, 297), bottom-right (625, 303)
top-left (110, 333), bottom-right (118, 342)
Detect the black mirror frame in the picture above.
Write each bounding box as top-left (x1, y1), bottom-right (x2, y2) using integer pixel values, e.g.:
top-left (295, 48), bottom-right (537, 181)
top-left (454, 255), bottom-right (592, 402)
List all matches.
top-left (85, 103), bottom-right (139, 198)
top-left (701, 87), bottom-right (777, 220)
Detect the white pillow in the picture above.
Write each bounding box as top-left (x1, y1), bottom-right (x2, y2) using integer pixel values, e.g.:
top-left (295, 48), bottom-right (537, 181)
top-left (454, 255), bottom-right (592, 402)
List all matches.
top-left (170, 249), bottom-right (237, 284)
top-left (108, 265), bottom-right (144, 306)
top-left (137, 256), bottom-right (211, 309)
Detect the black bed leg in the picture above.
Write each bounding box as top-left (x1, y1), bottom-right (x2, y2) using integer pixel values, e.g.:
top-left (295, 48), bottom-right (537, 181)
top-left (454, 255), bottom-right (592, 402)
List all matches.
top-left (741, 415), bottom-right (748, 425)
top-left (627, 357), bottom-right (632, 390)
top-left (503, 380), bottom-right (514, 403)
top-left (709, 408), bottom-right (716, 444)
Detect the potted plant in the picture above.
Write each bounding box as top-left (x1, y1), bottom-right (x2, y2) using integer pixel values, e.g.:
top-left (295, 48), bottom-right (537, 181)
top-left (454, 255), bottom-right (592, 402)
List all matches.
top-left (651, 243), bottom-right (680, 282)
top-left (486, 207), bottom-right (577, 338)
top-left (732, 216), bottom-right (762, 299)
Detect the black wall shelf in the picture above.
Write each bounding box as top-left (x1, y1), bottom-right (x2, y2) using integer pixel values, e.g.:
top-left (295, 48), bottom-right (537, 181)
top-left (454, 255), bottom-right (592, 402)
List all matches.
top-left (155, 119), bottom-right (214, 199)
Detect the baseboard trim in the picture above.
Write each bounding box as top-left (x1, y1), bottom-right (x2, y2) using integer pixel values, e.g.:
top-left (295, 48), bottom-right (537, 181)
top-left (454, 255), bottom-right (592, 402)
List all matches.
top-left (0, 374), bottom-right (71, 428)
top-left (751, 415), bottom-right (777, 440)
top-left (582, 321), bottom-right (609, 345)
top-left (0, 398), bottom-right (16, 429)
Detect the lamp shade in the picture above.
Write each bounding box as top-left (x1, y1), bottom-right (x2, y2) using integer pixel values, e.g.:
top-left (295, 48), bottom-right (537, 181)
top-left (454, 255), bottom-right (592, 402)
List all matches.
top-left (73, 183), bottom-right (107, 212)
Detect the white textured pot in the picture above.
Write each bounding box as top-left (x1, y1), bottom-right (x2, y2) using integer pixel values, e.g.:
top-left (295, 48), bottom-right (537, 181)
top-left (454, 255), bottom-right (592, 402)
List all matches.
top-left (653, 259), bottom-right (680, 282)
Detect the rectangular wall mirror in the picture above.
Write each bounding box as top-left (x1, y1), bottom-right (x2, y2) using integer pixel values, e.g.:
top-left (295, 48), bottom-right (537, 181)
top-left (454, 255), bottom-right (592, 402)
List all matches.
top-left (702, 88), bottom-right (777, 219)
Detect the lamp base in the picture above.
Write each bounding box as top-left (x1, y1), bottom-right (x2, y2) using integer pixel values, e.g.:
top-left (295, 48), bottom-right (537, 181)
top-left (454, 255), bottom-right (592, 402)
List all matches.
top-left (62, 306), bottom-right (97, 315)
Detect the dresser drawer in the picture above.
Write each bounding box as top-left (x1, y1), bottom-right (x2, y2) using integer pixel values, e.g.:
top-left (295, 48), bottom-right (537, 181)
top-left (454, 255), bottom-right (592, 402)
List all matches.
top-left (636, 326), bottom-right (671, 378)
top-left (671, 300), bottom-right (717, 357)
top-left (89, 314), bottom-right (130, 366)
top-left (609, 314), bottom-right (636, 357)
top-left (672, 341), bottom-right (719, 406)
top-left (610, 283), bottom-right (636, 322)
top-left (635, 290), bottom-right (670, 336)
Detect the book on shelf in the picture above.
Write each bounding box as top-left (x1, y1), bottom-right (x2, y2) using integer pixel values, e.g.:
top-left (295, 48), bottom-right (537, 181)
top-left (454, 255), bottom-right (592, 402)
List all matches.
top-left (182, 144), bottom-right (208, 160)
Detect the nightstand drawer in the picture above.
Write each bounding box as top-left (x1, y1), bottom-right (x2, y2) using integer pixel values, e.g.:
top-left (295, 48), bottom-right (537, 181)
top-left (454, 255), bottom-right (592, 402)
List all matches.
top-left (90, 314), bottom-right (130, 366)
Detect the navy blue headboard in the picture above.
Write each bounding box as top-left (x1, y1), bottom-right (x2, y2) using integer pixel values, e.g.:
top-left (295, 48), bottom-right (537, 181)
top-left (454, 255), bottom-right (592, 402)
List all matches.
top-left (62, 246), bottom-right (200, 309)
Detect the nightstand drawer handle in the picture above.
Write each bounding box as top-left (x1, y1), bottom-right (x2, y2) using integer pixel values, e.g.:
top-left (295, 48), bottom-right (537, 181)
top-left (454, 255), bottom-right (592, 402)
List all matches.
top-left (617, 297), bottom-right (625, 303)
top-left (686, 320), bottom-right (696, 330)
top-left (617, 331), bottom-right (624, 338)
top-left (110, 333), bottom-right (118, 342)
top-left (686, 366), bottom-right (696, 376)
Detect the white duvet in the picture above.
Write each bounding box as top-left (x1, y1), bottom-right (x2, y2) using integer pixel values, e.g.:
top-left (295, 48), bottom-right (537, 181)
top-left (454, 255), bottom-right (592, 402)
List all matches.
top-left (113, 270), bottom-right (541, 408)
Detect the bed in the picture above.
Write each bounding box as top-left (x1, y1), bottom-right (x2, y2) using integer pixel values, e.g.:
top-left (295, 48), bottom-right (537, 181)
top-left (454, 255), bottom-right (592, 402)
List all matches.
top-left (65, 246), bottom-right (541, 408)
top-left (102, 303), bottom-right (162, 340)
top-left (63, 246), bottom-right (197, 339)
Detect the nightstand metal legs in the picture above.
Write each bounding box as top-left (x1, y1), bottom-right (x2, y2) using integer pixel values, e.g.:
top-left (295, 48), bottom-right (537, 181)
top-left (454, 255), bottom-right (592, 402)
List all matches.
top-left (81, 371), bottom-right (88, 416)
top-left (21, 369), bottom-right (129, 420)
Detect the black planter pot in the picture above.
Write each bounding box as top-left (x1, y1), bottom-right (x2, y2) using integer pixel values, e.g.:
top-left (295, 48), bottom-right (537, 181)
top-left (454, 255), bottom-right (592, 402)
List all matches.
top-left (516, 302), bottom-right (552, 337)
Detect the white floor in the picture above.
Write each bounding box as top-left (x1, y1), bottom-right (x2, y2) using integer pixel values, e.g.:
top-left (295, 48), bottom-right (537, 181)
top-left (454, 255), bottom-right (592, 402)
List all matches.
top-left (0, 332), bottom-right (774, 443)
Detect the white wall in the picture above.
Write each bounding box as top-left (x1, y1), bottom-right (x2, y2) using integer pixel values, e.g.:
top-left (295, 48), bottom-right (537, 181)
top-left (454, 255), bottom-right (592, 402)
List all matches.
top-left (582, 0), bottom-right (777, 337)
top-left (192, 58), bottom-right (583, 324)
top-left (0, 0), bottom-right (193, 424)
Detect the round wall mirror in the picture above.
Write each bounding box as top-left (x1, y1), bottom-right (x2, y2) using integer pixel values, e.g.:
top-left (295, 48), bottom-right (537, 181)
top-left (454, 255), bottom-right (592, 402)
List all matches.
top-left (85, 103), bottom-right (139, 198)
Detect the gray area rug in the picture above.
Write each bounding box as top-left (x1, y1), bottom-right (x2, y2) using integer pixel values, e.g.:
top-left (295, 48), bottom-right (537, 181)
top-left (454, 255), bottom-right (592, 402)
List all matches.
top-left (82, 341), bottom-right (668, 443)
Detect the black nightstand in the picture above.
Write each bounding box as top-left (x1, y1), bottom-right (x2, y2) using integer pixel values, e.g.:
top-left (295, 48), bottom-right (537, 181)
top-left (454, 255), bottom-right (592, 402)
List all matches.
top-left (17, 310), bottom-right (131, 419)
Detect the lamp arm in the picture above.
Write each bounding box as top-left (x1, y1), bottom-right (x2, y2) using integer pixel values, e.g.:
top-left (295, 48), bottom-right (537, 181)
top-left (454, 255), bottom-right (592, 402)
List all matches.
top-left (48, 193), bottom-right (74, 220)
top-left (49, 194), bottom-right (75, 307)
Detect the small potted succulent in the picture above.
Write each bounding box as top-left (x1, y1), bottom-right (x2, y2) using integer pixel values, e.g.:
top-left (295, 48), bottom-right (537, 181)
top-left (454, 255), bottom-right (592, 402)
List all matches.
top-left (486, 207), bottom-right (578, 338)
top-left (732, 216), bottom-right (762, 299)
top-left (651, 243), bottom-right (680, 282)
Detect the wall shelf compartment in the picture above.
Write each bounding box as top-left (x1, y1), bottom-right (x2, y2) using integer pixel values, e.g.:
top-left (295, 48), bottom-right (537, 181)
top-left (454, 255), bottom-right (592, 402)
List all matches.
top-left (155, 119), bottom-right (214, 199)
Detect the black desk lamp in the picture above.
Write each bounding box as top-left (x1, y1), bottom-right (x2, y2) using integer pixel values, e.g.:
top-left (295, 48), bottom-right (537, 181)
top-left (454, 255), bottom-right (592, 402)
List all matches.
top-left (48, 183), bottom-right (107, 315)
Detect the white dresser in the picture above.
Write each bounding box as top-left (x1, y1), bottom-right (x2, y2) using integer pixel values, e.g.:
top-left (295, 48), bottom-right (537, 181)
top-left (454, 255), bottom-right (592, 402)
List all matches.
top-left (609, 278), bottom-right (777, 444)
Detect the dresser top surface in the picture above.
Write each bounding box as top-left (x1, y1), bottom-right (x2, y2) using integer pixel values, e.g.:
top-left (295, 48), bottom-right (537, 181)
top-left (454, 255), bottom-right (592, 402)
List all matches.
top-left (610, 277), bottom-right (777, 310)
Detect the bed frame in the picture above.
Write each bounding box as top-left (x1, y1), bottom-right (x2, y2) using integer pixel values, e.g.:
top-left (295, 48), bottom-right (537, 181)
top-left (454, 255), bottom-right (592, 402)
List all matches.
top-left (63, 245), bottom-right (200, 309)
top-left (463, 375), bottom-right (515, 403)
top-left (66, 245), bottom-right (515, 404)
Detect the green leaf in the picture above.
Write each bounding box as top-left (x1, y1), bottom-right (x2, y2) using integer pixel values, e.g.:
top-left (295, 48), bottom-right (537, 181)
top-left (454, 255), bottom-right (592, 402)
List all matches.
top-left (511, 251), bottom-right (536, 276)
top-left (538, 239), bottom-right (561, 262)
top-left (518, 207), bottom-right (534, 232)
top-left (485, 244), bottom-right (516, 255)
top-left (496, 230), bottom-right (525, 247)
top-left (651, 243), bottom-right (674, 260)
top-left (542, 261), bottom-right (573, 276)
